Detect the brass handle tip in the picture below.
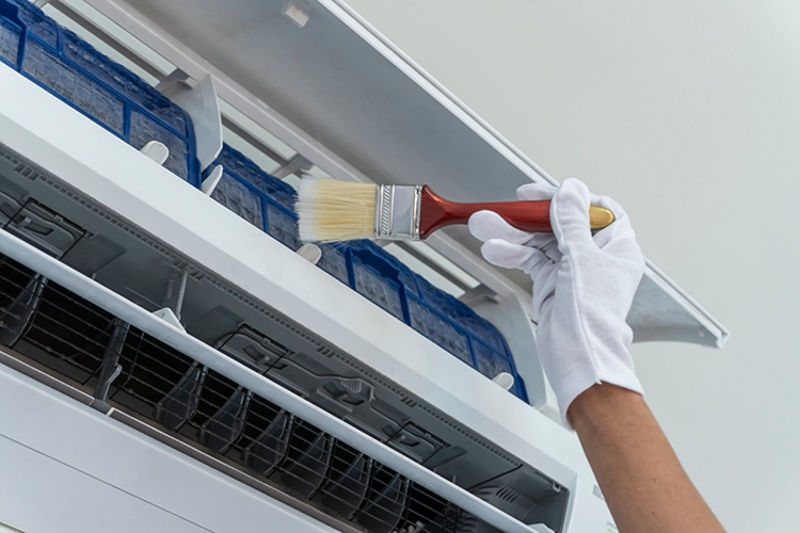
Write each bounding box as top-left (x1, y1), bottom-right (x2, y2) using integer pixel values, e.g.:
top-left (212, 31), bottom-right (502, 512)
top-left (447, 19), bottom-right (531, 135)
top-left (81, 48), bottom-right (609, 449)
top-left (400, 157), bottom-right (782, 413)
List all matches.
top-left (589, 206), bottom-right (615, 230)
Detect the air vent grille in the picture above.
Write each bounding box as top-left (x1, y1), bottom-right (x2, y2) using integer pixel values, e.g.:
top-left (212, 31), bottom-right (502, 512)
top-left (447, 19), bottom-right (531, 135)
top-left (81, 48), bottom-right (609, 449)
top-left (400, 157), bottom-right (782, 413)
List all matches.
top-left (0, 251), bottom-right (486, 533)
top-left (0, 156), bottom-right (568, 530)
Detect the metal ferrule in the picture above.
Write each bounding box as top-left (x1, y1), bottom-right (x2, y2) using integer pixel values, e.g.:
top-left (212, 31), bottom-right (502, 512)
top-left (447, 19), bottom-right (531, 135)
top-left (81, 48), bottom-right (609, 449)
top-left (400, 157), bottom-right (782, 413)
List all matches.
top-left (374, 184), bottom-right (423, 240)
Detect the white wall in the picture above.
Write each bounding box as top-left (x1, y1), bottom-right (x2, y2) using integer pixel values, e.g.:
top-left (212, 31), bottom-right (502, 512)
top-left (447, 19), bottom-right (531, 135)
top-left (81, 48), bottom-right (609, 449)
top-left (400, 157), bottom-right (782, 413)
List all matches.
top-left (344, 1), bottom-right (800, 530)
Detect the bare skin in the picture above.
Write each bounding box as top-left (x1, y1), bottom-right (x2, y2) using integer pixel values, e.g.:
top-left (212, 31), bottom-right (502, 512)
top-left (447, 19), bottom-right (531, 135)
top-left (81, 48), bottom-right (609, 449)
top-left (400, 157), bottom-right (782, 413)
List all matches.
top-left (568, 384), bottom-right (726, 533)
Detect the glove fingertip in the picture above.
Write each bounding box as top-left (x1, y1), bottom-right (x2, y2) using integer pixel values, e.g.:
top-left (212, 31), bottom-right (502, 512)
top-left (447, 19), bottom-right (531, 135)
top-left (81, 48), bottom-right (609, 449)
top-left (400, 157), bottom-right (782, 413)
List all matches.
top-left (480, 239), bottom-right (535, 269)
top-left (551, 179), bottom-right (594, 248)
top-left (468, 210), bottom-right (535, 244)
top-left (467, 210), bottom-right (499, 242)
top-left (561, 178), bottom-right (592, 201)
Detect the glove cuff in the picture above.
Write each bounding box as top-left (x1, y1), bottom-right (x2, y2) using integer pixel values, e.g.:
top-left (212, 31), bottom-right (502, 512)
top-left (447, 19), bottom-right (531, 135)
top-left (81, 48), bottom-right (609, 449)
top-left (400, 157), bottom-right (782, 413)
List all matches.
top-left (555, 352), bottom-right (644, 429)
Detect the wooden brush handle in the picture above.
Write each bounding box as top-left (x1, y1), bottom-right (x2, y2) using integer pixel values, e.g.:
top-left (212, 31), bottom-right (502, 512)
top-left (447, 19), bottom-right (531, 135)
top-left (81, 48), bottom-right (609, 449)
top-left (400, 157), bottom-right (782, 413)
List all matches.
top-left (419, 186), bottom-right (615, 239)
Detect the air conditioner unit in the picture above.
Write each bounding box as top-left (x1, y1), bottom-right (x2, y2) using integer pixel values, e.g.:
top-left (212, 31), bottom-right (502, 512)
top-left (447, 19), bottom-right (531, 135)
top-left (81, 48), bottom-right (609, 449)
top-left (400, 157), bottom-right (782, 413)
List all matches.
top-left (0, 1), bottom-right (727, 532)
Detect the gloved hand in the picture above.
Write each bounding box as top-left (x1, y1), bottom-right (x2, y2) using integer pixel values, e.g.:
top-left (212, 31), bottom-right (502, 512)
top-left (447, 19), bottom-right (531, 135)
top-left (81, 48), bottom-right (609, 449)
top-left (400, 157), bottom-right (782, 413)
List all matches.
top-left (468, 178), bottom-right (645, 426)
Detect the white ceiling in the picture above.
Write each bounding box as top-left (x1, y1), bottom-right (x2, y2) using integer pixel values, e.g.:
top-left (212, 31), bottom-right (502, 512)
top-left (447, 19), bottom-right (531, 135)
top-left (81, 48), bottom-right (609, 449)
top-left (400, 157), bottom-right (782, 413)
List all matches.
top-left (344, 0), bottom-right (800, 530)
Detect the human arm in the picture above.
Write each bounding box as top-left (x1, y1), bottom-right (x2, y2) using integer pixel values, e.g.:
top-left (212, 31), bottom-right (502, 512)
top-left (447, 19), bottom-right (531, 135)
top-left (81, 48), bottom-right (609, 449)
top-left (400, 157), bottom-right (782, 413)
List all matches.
top-left (570, 384), bottom-right (725, 532)
top-left (468, 179), bottom-right (724, 532)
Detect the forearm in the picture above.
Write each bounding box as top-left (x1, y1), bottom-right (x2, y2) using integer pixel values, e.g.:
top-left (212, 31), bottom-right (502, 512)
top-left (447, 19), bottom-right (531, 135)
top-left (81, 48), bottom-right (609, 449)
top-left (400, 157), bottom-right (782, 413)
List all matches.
top-left (568, 384), bottom-right (725, 533)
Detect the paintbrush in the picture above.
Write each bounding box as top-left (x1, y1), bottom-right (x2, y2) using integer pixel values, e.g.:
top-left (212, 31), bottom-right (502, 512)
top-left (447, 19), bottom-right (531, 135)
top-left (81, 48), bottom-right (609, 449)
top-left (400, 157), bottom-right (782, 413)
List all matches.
top-left (297, 179), bottom-right (615, 242)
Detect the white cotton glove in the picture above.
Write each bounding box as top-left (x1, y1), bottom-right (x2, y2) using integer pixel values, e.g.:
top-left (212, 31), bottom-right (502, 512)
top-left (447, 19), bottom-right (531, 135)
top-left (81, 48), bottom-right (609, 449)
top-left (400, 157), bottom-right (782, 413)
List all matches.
top-left (468, 178), bottom-right (645, 426)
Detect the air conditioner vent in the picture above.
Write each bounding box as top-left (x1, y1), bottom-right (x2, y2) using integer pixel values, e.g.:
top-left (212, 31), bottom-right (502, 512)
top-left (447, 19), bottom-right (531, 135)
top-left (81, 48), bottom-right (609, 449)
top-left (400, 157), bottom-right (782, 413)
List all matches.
top-left (13, 161), bottom-right (42, 181)
top-left (0, 246), bottom-right (570, 532)
top-left (0, 150), bottom-right (569, 531)
top-left (0, 252), bottom-right (471, 532)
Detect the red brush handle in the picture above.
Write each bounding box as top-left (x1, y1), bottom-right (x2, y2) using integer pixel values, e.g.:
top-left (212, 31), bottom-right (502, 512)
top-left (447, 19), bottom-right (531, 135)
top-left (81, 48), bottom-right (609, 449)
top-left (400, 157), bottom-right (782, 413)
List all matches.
top-left (419, 186), bottom-right (553, 239)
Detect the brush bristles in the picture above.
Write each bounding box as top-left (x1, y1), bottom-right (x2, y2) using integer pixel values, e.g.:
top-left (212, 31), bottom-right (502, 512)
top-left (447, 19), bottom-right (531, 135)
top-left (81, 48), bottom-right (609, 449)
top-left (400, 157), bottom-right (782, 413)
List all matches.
top-left (297, 179), bottom-right (377, 242)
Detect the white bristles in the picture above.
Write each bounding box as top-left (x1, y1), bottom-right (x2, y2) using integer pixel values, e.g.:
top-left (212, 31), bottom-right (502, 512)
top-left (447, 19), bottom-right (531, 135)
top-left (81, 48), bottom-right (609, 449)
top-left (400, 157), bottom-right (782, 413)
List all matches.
top-left (297, 178), bottom-right (378, 242)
